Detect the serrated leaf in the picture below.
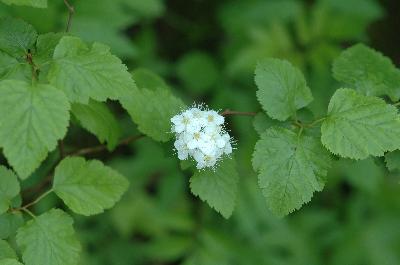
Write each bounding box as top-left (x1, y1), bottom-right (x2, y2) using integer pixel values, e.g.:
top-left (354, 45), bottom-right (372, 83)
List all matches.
top-left (16, 209), bottom-right (80, 265)
top-left (0, 17), bottom-right (37, 58)
top-left (0, 51), bottom-right (30, 81)
top-left (190, 158), bottom-right (239, 218)
top-left (47, 36), bottom-right (135, 103)
top-left (35, 32), bottom-right (64, 66)
top-left (321, 88), bottom-right (400, 159)
top-left (53, 157), bottom-right (129, 216)
top-left (252, 127), bottom-right (330, 217)
top-left (0, 239), bottom-right (16, 259)
top-left (0, 213), bottom-right (24, 239)
top-left (0, 258), bottom-right (24, 265)
top-left (385, 150), bottom-right (400, 172)
top-left (255, 58), bottom-right (313, 121)
top-left (0, 0), bottom-right (46, 8)
top-left (72, 100), bottom-right (121, 150)
top-left (121, 69), bottom-right (185, 142)
top-left (0, 80), bottom-right (70, 178)
top-left (333, 44), bottom-right (400, 101)
top-left (0, 167), bottom-right (20, 214)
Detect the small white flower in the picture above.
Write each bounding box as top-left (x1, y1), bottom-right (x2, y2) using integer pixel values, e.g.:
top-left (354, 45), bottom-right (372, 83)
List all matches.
top-left (171, 105), bottom-right (233, 169)
top-left (205, 110), bottom-right (224, 126)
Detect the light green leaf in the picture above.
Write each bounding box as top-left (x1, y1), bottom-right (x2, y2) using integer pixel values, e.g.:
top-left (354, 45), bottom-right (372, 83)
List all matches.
top-left (385, 150), bottom-right (400, 172)
top-left (321, 88), bottom-right (400, 159)
top-left (252, 127), bottom-right (330, 217)
top-left (0, 0), bottom-right (46, 8)
top-left (47, 36), bottom-right (136, 103)
top-left (53, 157), bottom-right (129, 216)
top-left (332, 44), bottom-right (400, 101)
top-left (16, 209), bottom-right (81, 265)
top-left (0, 80), bottom-right (70, 178)
top-left (0, 258), bottom-right (24, 265)
top-left (121, 69), bottom-right (185, 142)
top-left (0, 17), bottom-right (37, 58)
top-left (190, 158), bottom-right (239, 218)
top-left (35, 32), bottom-right (64, 66)
top-left (0, 239), bottom-right (16, 259)
top-left (72, 100), bottom-right (121, 150)
top-left (255, 58), bottom-right (313, 121)
top-left (0, 167), bottom-right (20, 214)
top-left (0, 212), bottom-right (24, 239)
top-left (0, 51), bottom-right (30, 81)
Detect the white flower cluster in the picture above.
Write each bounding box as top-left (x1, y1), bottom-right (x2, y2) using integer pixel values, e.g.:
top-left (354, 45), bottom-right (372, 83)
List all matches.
top-left (171, 106), bottom-right (233, 169)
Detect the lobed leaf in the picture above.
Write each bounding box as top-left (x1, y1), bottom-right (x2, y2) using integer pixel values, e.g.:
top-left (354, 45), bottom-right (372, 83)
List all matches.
top-left (190, 158), bottom-right (239, 219)
top-left (48, 36), bottom-right (136, 103)
top-left (0, 80), bottom-right (70, 178)
top-left (321, 88), bottom-right (400, 159)
top-left (16, 209), bottom-right (80, 265)
top-left (72, 100), bottom-right (121, 150)
top-left (0, 17), bottom-right (37, 58)
top-left (0, 212), bottom-right (24, 239)
top-left (255, 58), bottom-right (313, 121)
top-left (252, 127), bottom-right (330, 217)
top-left (121, 69), bottom-right (185, 142)
top-left (53, 157), bottom-right (129, 216)
top-left (0, 166), bottom-right (20, 214)
top-left (333, 44), bottom-right (400, 101)
top-left (0, 239), bottom-right (17, 259)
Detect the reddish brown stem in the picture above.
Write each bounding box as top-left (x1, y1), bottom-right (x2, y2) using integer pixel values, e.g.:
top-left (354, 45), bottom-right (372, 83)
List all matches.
top-left (220, 109), bottom-right (257, 116)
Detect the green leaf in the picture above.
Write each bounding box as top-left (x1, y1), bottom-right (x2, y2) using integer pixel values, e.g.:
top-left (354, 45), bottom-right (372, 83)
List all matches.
top-left (321, 88), bottom-right (400, 159)
top-left (0, 239), bottom-right (16, 259)
top-left (16, 209), bottom-right (81, 265)
top-left (47, 36), bottom-right (136, 103)
top-left (332, 44), bottom-right (400, 101)
top-left (72, 100), bottom-right (121, 150)
top-left (35, 32), bottom-right (64, 66)
top-left (254, 58), bottom-right (313, 121)
top-left (0, 258), bottom-right (24, 265)
top-left (0, 80), bottom-right (70, 178)
top-left (0, 51), bottom-right (30, 81)
top-left (385, 150), bottom-right (400, 172)
top-left (252, 127), bottom-right (330, 217)
top-left (53, 157), bottom-right (129, 216)
top-left (0, 17), bottom-right (37, 58)
top-left (0, 213), bottom-right (24, 239)
top-left (189, 158), bottom-right (239, 218)
top-left (0, 167), bottom-right (20, 214)
top-left (121, 69), bottom-right (185, 142)
top-left (0, 0), bottom-right (46, 8)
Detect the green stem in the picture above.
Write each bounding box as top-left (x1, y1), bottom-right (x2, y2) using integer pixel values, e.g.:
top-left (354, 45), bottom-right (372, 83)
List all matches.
top-left (21, 208), bottom-right (36, 219)
top-left (307, 117), bottom-right (326, 127)
top-left (22, 188), bottom-right (54, 210)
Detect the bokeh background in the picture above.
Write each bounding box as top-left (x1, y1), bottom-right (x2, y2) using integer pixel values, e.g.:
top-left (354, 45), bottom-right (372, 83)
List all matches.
top-left (1, 0), bottom-right (400, 264)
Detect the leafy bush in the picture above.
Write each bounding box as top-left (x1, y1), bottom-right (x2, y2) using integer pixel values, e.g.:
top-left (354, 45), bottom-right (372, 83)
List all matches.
top-left (1, 0), bottom-right (400, 265)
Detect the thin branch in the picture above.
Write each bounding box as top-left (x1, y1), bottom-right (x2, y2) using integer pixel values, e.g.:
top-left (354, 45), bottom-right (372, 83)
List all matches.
top-left (69, 134), bottom-right (145, 156)
top-left (21, 189), bottom-right (53, 210)
top-left (63, 0), bottom-right (75, 32)
top-left (220, 109), bottom-right (257, 116)
top-left (22, 134), bottom-right (144, 198)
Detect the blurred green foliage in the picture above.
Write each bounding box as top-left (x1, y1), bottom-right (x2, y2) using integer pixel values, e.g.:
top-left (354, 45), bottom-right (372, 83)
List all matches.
top-left (1, 0), bottom-right (400, 264)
